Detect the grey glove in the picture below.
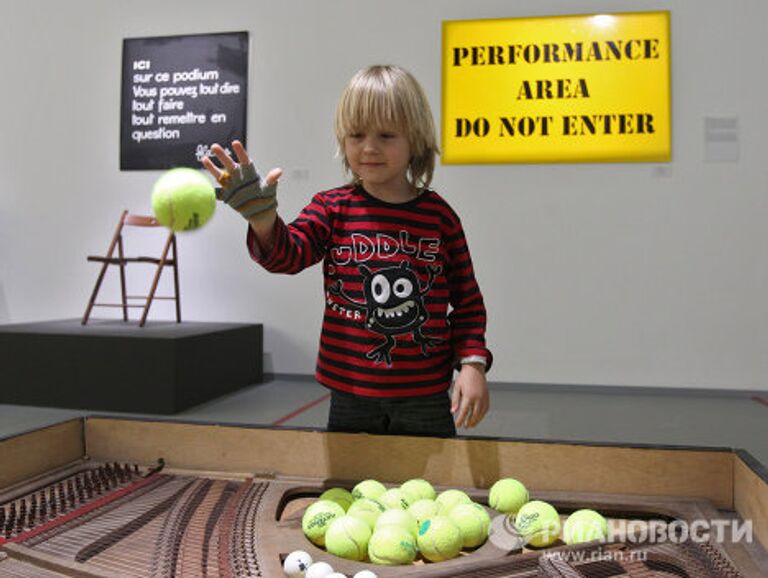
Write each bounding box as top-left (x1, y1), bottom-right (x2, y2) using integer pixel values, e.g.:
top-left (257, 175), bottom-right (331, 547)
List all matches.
top-left (215, 162), bottom-right (277, 218)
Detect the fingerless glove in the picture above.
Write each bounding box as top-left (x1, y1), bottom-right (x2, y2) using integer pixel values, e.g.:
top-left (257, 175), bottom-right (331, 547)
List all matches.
top-left (215, 162), bottom-right (277, 218)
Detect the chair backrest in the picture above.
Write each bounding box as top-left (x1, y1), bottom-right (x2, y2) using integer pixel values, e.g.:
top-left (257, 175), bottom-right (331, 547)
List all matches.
top-left (123, 213), bottom-right (161, 227)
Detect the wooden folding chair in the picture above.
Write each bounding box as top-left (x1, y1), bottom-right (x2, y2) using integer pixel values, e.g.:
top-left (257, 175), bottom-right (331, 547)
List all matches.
top-left (82, 210), bottom-right (180, 327)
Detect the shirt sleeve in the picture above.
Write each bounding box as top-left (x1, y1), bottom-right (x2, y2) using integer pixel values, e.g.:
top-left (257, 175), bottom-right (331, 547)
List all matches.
top-left (444, 215), bottom-right (494, 372)
top-left (247, 193), bottom-right (331, 274)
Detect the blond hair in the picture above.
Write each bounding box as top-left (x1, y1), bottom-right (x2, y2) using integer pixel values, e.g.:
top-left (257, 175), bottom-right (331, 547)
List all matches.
top-left (335, 65), bottom-right (438, 189)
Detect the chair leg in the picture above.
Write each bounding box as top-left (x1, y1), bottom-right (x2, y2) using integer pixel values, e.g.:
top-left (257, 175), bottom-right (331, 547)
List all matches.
top-left (82, 211), bottom-right (128, 326)
top-left (117, 236), bottom-right (128, 322)
top-left (140, 232), bottom-right (174, 327)
top-left (81, 260), bottom-right (111, 325)
top-left (171, 235), bottom-right (181, 323)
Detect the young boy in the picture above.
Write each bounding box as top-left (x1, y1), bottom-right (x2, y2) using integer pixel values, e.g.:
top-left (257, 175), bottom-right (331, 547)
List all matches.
top-left (203, 65), bottom-right (492, 437)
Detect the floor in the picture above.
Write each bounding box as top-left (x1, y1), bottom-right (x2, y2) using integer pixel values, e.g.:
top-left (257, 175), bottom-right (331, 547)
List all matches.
top-left (1, 376), bottom-right (766, 469)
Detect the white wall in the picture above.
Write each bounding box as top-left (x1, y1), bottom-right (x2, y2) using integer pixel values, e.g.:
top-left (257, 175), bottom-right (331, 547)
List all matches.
top-left (1, 1), bottom-right (766, 391)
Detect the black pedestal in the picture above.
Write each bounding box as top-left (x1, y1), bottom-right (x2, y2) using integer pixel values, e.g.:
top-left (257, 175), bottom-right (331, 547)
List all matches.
top-left (0, 319), bottom-right (263, 414)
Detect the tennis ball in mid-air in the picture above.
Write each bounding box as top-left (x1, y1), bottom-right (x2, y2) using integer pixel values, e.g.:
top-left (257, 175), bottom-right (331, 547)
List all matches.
top-left (562, 509), bottom-right (609, 545)
top-left (407, 499), bottom-right (442, 527)
top-left (515, 500), bottom-right (561, 548)
top-left (400, 478), bottom-right (436, 502)
top-left (151, 168), bottom-right (216, 231)
top-left (302, 499), bottom-right (345, 546)
top-left (417, 516), bottom-right (463, 562)
top-left (375, 508), bottom-right (419, 538)
top-left (488, 478), bottom-right (529, 514)
top-left (325, 515), bottom-right (372, 561)
top-left (320, 487), bottom-right (355, 512)
top-left (368, 525), bottom-right (418, 565)
top-left (435, 489), bottom-right (472, 515)
top-left (448, 502), bottom-right (492, 548)
top-left (282, 550), bottom-right (313, 578)
top-left (352, 479), bottom-right (387, 501)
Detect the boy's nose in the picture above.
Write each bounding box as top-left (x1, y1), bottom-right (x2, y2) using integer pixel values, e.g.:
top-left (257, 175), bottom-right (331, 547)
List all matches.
top-left (362, 137), bottom-right (378, 152)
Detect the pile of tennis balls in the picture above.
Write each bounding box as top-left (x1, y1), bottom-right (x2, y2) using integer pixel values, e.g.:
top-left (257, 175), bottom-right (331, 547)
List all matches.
top-left (488, 478), bottom-right (609, 548)
top-left (291, 477), bottom-right (609, 576)
top-left (298, 478), bottom-right (491, 569)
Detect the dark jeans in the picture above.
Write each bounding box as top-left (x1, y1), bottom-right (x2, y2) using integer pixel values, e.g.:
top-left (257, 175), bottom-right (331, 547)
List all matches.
top-left (327, 389), bottom-right (456, 438)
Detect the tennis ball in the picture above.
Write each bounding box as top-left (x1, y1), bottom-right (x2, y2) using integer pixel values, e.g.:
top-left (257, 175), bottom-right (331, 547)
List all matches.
top-left (435, 489), bottom-right (472, 515)
top-left (400, 479), bottom-right (436, 502)
top-left (305, 561), bottom-right (335, 578)
top-left (448, 502), bottom-right (492, 548)
top-left (325, 515), bottom-right (372, 561)
top-left (347, 498), bottom-right (386, 530)
top-left (562, 509), bottom-right (609, 545)
top-left (379, 488), bottom-right (411, 510)
top-left (302, 499), bottom-right (345, 546)
top-left (283, 550), bottom-right (313, 577)
top-left (488, 478), bottom-right (529, 514)
top-left (417, 516), bottom-right (463, 562)
top-left (515, 500), bottom-right (561, 548)
top-left (320, 487), bottom-right (355, 512)
top-left (368, 525), bottom-right (418, 565)
top-left (407, 499), bottom-right (442, 527)
top-left (151, 168), bottom-right (216, 231)
top-left (375, 509), bottom-right (418, 538)
top-left (352, 479), bottom-right (387, 501)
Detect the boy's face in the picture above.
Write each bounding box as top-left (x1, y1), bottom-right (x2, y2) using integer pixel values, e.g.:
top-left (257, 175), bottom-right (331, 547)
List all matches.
top-left (344, 125), bottom-right (413, 196)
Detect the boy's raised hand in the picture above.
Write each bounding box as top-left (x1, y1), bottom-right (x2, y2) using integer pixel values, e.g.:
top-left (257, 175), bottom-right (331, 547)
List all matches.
top-left (201, 140), bottom-right (282, 222)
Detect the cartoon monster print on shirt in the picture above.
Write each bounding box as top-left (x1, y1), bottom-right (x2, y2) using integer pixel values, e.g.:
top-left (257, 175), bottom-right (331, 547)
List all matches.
top-left (329, 261), bottom-right (444, 365)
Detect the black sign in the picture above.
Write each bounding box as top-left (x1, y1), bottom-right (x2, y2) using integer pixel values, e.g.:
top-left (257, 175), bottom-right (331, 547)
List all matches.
top-left (120, 32), bottom-right (248, 170)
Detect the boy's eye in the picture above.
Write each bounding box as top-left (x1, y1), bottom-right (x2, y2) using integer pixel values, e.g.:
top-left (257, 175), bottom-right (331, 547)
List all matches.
top-left (380, 132), bottom-right (396, 139)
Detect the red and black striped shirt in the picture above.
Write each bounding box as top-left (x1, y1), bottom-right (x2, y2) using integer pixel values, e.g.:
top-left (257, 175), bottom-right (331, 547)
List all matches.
top-left (248, 184), bottom-right (492, 398)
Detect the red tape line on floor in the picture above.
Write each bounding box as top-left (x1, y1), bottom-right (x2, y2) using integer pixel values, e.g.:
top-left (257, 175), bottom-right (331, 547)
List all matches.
top-left (751, 396), bottom-right (768, 408)
top-left (271, 393), bottom-right (331, 426)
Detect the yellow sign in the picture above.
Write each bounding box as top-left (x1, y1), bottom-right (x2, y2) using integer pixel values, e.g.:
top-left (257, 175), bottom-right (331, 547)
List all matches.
top-left (442, 12), bottom-right (671, 164)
